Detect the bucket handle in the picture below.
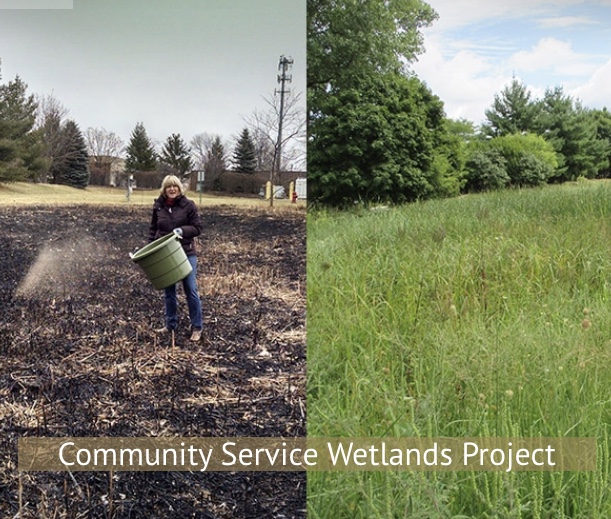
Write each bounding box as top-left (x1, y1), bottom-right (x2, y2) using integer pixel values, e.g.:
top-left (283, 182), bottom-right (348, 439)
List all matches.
top-left (129, 230), bottom-right (182, 260)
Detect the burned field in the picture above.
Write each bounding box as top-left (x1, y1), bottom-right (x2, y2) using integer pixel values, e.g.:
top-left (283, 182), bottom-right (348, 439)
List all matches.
top-left (0, 203), bottom-right (306, 518)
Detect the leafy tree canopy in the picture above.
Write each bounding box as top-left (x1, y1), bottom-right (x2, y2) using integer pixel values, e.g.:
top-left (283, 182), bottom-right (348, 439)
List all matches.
top-left (309, 71), bottom-right (448, 207)
top-left (308, 0), bottom-right (437, 92)
top-left (465, 132), bottom-right (557, 190)
top-left (308, 0), bottom-right (442, 207)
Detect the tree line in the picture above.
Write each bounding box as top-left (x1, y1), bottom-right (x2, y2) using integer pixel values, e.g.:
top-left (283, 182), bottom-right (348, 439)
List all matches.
top-left (308, 0), bottom-right (611, 207)
top-left (0, 60), bottom-right (305, 188)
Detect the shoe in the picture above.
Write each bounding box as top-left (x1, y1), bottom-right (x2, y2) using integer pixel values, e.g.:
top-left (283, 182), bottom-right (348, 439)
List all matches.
top-left (189, 329), bottom-right (202, 342)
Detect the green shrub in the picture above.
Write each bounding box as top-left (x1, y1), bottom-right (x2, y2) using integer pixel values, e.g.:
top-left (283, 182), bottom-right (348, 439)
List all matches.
top-left (490, 132), bottom-right (558, 186)
top-left (464, 148), bottom-right (509, 191)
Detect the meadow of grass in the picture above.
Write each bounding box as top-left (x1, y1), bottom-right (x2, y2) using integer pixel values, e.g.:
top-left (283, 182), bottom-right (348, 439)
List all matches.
top-left (307, 180), bottom-right (611, 518)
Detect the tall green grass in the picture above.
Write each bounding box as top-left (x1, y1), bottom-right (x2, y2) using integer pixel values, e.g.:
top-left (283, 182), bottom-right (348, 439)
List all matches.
top-left (307, 181), bottom-right (611, 517)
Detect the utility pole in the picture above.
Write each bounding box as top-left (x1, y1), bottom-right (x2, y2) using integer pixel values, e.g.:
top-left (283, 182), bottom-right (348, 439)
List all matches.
top-left (270, 55), bottom-right (293, 207)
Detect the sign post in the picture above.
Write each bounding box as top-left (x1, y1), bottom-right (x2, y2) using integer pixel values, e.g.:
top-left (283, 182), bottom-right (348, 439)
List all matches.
top-left (196, 170), bottom-right (205, 205)
top-left (126, 174), bottom-right (134, 202)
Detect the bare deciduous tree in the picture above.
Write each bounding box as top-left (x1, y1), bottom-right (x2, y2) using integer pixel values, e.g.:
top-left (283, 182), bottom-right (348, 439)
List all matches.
top-left (190, 132), bottom-right (229, 187)
top-left (190, 132), bottom-right (215, 170)
top-left (35, 94), bottom-right (75, 183)
top-left (85, 127), bottom-right (125, 186)
top-left (85, 127), bottom-right (124, 167)
top-left (35, 93), bottom-right (69, 131)
top-left (244, 91), bottom-right (306, 174)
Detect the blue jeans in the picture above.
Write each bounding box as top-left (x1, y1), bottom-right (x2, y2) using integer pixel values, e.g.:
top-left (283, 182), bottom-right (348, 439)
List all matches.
top-left (163, 255), bottom-right (202, 331)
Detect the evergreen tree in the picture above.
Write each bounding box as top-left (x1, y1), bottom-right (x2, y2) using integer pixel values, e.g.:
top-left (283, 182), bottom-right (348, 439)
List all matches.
top-left (50, 120), bottom-right (89, 188)
top-left (0, 72), bottom-right (44, 182)
top-left (160, 133), bottom-right (193, 178)
top-left (534, 87), bottom-right (610, 181)
top-left (232, 128), bottom-right (257, 173)
top-left (205, 135), bottom-right (226, 180)
top-left (60, 120), bottom-right (89, 188)
top-left (481, 78), bottom-right (537, 137)
top-left (590, 107), bottom-right (611, 177)
top-left (0, 75), bottom-right (37, 138)
top-left (19, 128), bottom-right (49, 180)
top-left (125, 122), bottom-right (157, 172)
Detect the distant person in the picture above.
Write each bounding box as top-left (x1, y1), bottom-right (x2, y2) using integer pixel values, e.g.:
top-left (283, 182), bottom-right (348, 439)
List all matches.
top-left (149, 175), bottom-right (203, 342)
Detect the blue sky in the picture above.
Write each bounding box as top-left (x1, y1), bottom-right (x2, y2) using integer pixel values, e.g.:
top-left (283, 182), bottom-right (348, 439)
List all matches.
top-left (411, 0), bottom-right (611, 126)
top-left (0, 0), bottom-right (305, 152)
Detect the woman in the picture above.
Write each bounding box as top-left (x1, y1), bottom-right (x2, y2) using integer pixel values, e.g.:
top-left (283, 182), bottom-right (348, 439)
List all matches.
top-left (149, 175), bottom-right (203, 342)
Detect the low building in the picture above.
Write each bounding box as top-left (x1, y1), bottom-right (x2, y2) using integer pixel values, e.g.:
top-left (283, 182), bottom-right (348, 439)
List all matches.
top-left (88, 156), bottom-right (126, 186)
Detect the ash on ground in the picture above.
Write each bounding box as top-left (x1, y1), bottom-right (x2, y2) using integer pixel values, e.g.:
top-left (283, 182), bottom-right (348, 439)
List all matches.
top-left (0, 204), bottom-right (306, 519)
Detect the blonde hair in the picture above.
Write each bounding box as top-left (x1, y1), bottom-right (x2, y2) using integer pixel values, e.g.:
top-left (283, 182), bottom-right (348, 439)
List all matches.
top-left (159, 175), bottom-right (185, 196)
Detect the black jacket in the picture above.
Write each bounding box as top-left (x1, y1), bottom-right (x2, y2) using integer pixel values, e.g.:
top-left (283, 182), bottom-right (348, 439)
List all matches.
top-left (148, 195), bottom-right (202, 256)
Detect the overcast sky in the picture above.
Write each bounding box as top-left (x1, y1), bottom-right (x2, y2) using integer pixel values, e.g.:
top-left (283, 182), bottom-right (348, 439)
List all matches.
top-left (411, 0), bottom-right (611, 126)
top-left (0, 0), bottom-right (305, 149)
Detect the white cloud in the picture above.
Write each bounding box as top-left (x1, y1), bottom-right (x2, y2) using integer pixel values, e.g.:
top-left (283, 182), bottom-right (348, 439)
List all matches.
top-left (508, 37), bottom-right (599, 77)
top-left (424, 0), bottom-right (582, 31)
top-left (412, 34), bottom-right (511, 124)
top-left (536, 16), bottom-right (598, 28)
top-left (413, 1), bottom-right (611, 124)
top-left (573, 58), bottom-right (611, 108)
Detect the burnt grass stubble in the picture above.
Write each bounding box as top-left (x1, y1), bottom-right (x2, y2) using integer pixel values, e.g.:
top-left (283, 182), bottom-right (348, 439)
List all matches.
top-left (0, 204), bottom-right (306, 518)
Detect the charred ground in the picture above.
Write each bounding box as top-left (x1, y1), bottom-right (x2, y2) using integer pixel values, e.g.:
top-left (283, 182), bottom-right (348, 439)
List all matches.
top-left (0, 204), bottom-right (306, 518)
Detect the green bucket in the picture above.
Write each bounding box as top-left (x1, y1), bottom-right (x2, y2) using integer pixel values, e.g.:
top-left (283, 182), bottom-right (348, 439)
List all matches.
top-left (130, 232), bottom-right (193, 290)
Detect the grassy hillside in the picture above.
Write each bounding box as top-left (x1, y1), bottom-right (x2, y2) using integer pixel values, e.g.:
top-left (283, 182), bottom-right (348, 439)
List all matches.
top-left (307, 180), bottom-right (611, 517)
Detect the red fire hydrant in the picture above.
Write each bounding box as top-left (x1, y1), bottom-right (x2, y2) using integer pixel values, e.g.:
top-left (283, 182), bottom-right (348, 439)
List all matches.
top-left (292, 191), bottom-right (298, 203)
